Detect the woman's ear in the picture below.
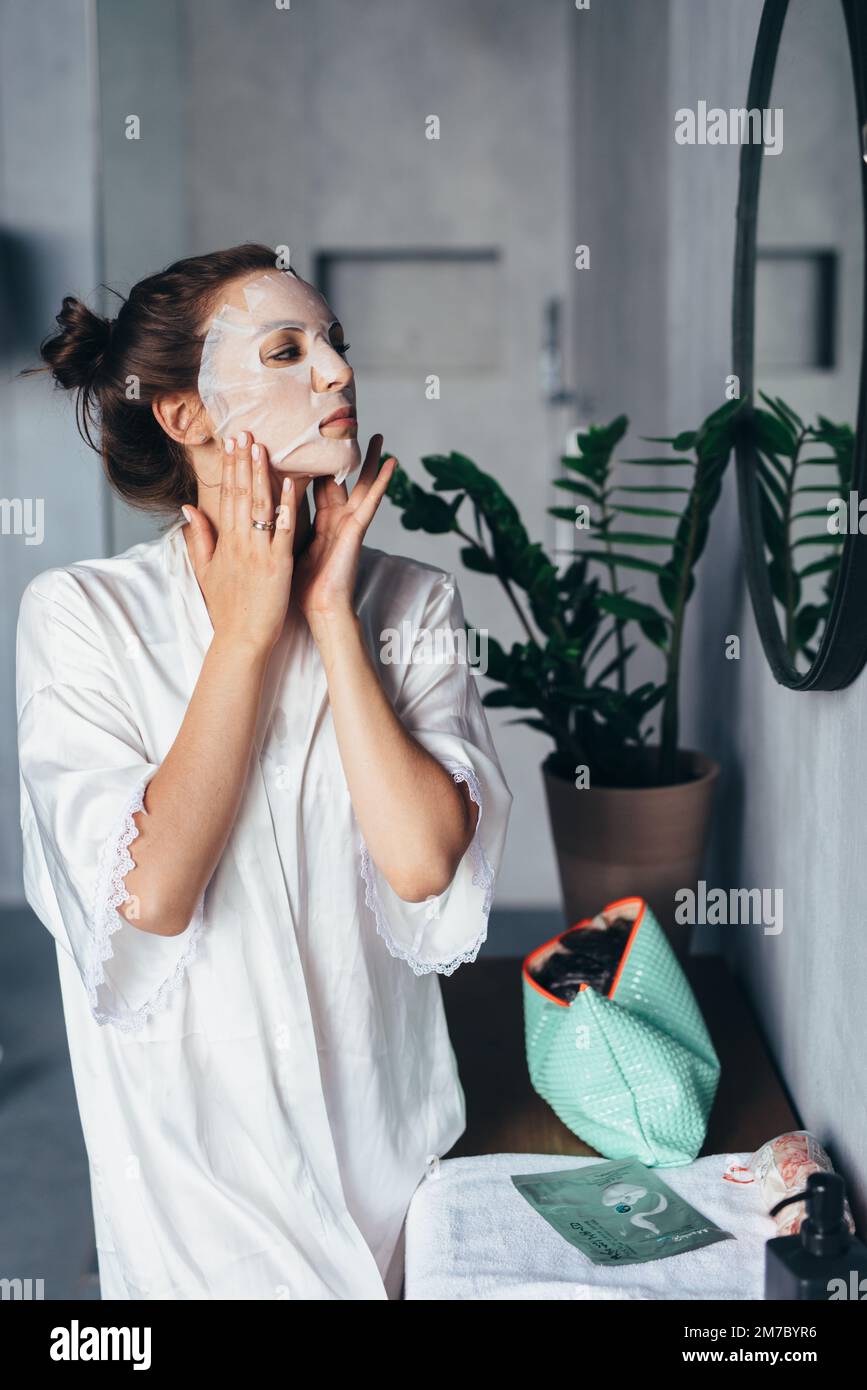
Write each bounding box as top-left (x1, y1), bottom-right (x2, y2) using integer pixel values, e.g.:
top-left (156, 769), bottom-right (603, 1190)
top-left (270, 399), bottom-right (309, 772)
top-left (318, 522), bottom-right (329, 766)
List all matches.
top-left (152, 392), bottom-right (212, 446)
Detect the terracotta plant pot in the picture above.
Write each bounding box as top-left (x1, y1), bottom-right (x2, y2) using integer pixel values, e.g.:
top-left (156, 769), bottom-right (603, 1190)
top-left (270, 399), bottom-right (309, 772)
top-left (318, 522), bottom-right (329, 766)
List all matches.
top-left (542, 749), bottom-right (720, 961)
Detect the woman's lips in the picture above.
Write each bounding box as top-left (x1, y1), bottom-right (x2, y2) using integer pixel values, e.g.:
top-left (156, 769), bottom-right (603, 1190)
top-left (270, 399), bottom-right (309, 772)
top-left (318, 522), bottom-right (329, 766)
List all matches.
top-left (319, 408), bottom-right (357, 436)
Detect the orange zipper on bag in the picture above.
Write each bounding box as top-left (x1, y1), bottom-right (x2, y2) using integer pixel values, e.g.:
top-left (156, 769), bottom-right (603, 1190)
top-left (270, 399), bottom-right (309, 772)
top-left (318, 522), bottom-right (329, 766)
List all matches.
top-left (521, 896), bottom-right (646, 1007)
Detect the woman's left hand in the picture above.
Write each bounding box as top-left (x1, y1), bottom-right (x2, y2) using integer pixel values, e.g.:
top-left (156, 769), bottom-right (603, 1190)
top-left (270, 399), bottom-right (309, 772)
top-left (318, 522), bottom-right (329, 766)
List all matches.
top-left (293, 433), bottom-right (396, 634)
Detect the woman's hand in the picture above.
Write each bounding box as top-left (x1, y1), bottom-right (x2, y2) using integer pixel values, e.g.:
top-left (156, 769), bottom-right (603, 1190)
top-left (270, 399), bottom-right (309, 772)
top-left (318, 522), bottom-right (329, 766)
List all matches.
top-left (293, 434), bottom-right (396, 635)
top-left (182, 434), bottom-right (295, 653)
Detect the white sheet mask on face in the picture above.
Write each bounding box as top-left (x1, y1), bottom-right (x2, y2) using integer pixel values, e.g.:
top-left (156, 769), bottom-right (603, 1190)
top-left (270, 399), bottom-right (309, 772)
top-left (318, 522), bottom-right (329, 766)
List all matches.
top-left (198, 270), bottom-right (362, 484)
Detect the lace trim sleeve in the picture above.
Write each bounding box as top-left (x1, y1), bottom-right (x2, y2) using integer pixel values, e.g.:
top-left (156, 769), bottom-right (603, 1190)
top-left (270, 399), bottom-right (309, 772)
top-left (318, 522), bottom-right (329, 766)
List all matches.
top-left (359, 761), bottom-right (494, 977)
top-left (88, 773), bottom-right (205, 1032)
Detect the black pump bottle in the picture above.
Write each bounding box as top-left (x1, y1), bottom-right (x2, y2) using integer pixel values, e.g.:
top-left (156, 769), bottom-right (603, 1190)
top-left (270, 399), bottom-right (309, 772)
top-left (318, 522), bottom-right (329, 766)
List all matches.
top-left (765, 1171), bottom-right (867, 1300)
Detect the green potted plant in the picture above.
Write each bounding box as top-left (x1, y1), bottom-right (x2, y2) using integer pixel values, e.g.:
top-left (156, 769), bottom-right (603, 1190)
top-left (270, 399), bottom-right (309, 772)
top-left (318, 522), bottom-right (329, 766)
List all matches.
top-left (385, 400), bottom-right (742, 954)
top-left (750, 393), bottom-right (853, 665)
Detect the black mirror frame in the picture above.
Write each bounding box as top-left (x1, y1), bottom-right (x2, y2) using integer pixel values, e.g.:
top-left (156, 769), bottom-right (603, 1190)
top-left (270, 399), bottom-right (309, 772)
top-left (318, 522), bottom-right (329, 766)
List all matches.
top-left (733, 0), bottom-right (867, 689)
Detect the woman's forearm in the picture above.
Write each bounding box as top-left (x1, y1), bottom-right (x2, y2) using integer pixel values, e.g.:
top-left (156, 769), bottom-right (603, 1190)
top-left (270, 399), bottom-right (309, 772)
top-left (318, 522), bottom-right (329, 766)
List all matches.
top-left (310, 609), bottom-right (476, 902)
top-left (120, 635), bottom-right (271, 936)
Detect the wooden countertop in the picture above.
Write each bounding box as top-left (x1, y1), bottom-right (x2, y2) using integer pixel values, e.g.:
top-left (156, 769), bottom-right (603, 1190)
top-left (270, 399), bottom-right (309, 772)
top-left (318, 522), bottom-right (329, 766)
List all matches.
top-left (441, 954), bottom-right (798, 1159)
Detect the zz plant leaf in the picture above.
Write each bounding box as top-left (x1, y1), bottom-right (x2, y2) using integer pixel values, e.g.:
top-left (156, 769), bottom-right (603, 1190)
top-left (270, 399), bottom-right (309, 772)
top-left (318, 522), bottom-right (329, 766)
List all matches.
top-left (384, 398), bottom-right (744, 788)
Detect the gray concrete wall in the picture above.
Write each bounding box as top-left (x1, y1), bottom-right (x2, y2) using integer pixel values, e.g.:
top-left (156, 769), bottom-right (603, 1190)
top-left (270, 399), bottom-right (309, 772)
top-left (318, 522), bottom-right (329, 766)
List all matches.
top-left (0, 0), bottom-right (105, 903)
top-left (666, 0), bottom-right (764, 917)
top-left (180, 0), bottom-right (577, 911)
top-left (671, 0), bottom-right (867, 1226)
top-left (4, 1), bottom-right (867, 1228)
top-left (95, 0), bottom-right (190, 555)
top-left (730, 0), bottom-right (867, 1227)
top-left (569, 0), bottom-right (761, 923)
top-left (572, 0), bottom-right (867, 1224)
top-left (2, 0), bottom-right (579, 912)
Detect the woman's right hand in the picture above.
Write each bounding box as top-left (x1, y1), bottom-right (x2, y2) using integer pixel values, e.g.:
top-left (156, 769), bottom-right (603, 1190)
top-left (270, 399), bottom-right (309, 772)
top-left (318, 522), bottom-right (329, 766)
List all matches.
top-left (182, 433), bottom-right (295, 652)
top-left (123, 433), bottom-right (296, 936)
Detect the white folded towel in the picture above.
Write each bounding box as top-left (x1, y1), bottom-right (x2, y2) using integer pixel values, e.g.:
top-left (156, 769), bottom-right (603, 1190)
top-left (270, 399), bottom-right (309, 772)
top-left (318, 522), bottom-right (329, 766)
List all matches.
top-left (405, 1152), bottom-right (776, 1300)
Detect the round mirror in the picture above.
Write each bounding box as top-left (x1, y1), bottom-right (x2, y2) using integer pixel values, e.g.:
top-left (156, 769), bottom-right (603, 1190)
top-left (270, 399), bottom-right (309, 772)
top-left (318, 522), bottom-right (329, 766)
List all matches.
top-left (734, 0), bottom-right (867, 688)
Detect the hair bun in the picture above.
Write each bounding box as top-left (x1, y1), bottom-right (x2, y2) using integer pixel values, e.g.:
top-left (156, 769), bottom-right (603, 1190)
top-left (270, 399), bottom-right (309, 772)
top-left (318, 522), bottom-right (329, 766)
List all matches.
top-left (40, 296), bottom-right (114, 391)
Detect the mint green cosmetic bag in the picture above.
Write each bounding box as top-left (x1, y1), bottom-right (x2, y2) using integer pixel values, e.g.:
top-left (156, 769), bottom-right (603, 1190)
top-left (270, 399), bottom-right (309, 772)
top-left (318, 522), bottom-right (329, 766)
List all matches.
top-left (522, 897), bottom-right (720, 1167)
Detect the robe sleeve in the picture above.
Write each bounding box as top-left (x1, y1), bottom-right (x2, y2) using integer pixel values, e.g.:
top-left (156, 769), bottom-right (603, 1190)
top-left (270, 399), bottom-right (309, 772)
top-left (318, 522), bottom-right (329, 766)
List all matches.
top-left (360, 570), bottom-right (512, 975)
top-left (16, 573), bottom-right (205, 1032)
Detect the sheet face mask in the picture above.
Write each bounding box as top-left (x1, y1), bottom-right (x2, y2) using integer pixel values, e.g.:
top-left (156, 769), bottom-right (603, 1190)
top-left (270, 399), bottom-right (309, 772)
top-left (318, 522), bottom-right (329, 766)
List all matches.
top-left (198, 270), bottom-right (362, 483)
top-left (511, 1159), bottom-right (734, 1266)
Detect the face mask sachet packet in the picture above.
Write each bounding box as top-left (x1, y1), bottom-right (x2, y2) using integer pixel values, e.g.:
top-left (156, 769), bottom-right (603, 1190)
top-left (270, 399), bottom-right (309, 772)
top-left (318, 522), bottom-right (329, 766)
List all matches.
top-left (511, 1158), bottom-right (733, 1265)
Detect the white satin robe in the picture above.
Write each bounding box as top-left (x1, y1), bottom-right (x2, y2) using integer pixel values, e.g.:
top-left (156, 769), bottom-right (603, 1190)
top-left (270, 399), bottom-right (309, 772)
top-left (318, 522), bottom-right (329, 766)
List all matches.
top-left (16, 515), bottom-right (511, 1300)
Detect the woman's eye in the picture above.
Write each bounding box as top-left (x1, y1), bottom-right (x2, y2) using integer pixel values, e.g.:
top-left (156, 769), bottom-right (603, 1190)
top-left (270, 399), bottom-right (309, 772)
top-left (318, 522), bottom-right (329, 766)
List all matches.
top-left (271, 345), bottom-right (302, 362)
top-left (266, 339), bottom-right (350, 363)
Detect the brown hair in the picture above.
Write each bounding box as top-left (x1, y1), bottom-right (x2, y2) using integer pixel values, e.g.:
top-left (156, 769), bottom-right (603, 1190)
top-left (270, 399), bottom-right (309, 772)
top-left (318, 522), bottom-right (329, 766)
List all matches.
top-left (34, 243), bottom-right (280, 512)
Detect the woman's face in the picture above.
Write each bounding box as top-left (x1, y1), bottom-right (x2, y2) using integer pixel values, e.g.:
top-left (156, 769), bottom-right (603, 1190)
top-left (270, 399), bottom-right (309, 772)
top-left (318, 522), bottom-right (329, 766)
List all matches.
top-left (197, 268), bottom-right (361, 481)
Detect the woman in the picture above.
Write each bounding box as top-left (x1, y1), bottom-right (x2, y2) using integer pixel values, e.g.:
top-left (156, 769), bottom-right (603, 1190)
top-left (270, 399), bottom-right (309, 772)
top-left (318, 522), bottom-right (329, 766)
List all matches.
top-left (16, 244), bottom-right (511, 1300)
